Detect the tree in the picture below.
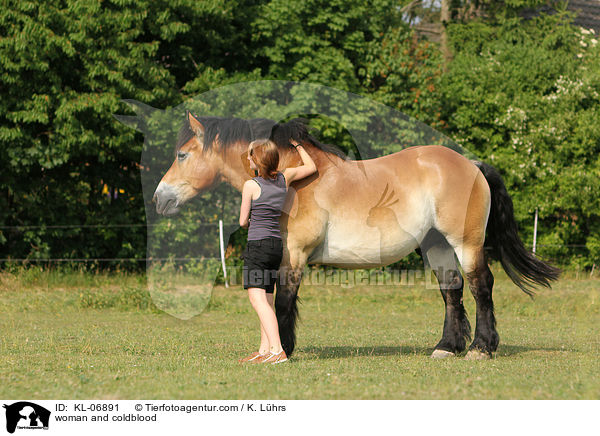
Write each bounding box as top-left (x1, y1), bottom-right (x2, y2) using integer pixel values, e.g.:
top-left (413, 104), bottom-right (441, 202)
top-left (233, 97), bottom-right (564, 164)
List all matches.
top-left (440, 10), bottom-right (600, 267)
top-left (0, 0), bottom-right (261, 265)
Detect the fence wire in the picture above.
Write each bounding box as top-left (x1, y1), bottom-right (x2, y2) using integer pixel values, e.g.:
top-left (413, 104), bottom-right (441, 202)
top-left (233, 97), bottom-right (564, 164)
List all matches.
top-left (0, 223), bottom-right (593, 267)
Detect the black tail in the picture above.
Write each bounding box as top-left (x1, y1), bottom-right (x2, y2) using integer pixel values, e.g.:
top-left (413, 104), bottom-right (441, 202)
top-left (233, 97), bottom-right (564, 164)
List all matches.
top-left (474, 161), bottom-right (561, 295)
top-left (275, 290), bottom-right (300, 356)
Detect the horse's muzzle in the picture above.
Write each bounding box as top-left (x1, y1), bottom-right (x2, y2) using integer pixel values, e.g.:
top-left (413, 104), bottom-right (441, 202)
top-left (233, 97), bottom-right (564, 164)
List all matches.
top-left (153, 182), bottom-right (181, 216)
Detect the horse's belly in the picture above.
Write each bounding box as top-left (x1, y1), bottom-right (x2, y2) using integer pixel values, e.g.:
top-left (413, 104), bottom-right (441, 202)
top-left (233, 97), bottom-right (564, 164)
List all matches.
top-left (307, 226), bottom-right (421, 268)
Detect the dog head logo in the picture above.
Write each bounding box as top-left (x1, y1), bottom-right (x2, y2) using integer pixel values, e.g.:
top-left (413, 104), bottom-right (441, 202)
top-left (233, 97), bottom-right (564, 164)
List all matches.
top-left (3, 402), bottom-right (50, 433)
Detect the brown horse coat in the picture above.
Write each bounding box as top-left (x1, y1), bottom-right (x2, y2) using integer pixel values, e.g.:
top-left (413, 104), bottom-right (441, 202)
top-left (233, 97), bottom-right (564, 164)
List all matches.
top-left (154, 114), bottom-right (559, 359)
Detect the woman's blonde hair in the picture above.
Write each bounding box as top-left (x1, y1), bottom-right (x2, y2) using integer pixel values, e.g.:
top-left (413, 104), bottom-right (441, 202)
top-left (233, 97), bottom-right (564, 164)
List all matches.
top-left (249, 139), bottom-right (279, 179)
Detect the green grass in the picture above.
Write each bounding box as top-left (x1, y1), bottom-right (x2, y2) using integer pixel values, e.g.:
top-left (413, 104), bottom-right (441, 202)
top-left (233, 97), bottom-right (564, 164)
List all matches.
top-left (0, 267), bottom-right (598, 399)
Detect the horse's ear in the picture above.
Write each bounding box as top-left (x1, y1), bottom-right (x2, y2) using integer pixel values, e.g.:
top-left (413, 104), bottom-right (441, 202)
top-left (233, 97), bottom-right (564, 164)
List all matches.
top-left (187, 111), bottom-right (204, 137)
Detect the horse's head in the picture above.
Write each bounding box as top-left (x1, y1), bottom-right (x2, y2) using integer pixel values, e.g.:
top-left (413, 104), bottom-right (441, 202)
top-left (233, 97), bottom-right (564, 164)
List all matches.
top-left (153, 112), bottom-right (223, 216)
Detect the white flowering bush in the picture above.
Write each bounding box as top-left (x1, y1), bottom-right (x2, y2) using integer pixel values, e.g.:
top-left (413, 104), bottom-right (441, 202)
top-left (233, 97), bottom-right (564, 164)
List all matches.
top-left (440, 11), bottom-right (600, 267)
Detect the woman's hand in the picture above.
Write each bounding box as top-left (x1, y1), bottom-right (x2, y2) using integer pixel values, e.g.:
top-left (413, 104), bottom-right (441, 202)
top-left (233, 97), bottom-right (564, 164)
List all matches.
top-left (283, 139), bottom-right (317, 185)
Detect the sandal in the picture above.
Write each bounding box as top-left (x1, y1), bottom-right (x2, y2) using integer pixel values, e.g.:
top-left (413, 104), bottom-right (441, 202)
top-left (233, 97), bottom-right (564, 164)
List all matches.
top-left (258, 350), bottom-right (288, 364)
top-left (238, 351), bottom-right (267, 364)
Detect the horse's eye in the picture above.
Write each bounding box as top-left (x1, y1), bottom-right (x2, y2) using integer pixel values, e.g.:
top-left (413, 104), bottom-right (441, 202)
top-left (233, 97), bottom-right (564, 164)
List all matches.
top-left (177, 151), bottom-right (188, 161)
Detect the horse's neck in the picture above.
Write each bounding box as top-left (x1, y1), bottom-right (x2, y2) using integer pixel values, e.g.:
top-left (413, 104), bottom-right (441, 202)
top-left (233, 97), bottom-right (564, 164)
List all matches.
top-left (288, 145), bottom-right (349, 175)
top-left (220, 163), bottom-right (247, 192)
top-left (220, 143), bottom-right (350, 192)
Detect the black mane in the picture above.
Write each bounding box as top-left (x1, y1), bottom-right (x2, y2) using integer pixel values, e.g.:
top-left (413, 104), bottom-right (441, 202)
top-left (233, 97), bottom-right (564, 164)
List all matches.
top-left (176, 116), bottom-right (348, 160)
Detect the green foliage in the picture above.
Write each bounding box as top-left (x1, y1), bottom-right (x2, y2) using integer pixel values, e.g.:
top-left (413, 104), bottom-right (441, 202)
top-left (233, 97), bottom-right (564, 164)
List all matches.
top-left (440, 11), bottom-right (600, 267)
top-left (253, 0), bottom-right (441, 120)
top-left (0, 0), bottom-right (260, 265)
top-left (249, 0), bottom-right (444, 165)
top-left (1, 0), bottom-right (443, 268)
top-left (1, 0), bottom-right (596, 269)
top-left (446, 0), bottom-right (557, 21)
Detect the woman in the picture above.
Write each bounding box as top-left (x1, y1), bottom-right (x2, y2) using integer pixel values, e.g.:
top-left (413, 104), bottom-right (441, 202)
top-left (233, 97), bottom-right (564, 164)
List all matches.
top-left (238, 138), bottom-right (317, 364)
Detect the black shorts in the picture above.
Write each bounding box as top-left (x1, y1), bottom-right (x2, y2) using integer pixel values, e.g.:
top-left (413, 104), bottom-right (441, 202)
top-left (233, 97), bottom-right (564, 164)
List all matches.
top-left (242, 237), bottom-right (283, 293)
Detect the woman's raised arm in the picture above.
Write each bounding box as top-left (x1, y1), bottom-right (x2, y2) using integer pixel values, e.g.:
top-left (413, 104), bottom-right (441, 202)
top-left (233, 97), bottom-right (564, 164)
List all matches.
top-left (283, 139), bottom-right (317, 186)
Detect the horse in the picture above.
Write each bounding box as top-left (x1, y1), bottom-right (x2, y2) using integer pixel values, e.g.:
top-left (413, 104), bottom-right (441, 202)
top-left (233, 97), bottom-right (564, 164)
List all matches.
top-left (153, 111), bottom-right (560, 360)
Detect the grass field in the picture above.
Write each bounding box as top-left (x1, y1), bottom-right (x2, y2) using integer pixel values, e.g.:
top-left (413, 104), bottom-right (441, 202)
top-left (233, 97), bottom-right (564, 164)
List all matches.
top-left (0, 267), bottom-right (598, 399)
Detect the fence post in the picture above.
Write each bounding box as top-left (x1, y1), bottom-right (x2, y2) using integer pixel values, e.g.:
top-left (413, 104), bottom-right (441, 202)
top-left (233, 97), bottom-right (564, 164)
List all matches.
top-left (219, 219), bottom-right (228, 288)
top-left (533, 208), bottom-right (538, 255)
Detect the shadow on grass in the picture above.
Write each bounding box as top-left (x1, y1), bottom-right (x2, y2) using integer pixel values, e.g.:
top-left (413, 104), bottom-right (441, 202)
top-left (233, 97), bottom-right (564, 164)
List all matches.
top-left (299, 344), bottom-right (565, 359)
top-left (496, 344), bottom-right (565, 356)
top-left (299, 345), bottom-right (433, 359)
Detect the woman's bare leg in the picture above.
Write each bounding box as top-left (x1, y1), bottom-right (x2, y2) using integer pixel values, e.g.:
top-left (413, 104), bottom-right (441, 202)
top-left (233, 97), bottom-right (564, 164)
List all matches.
top-left (258, 322), bottom-right (269, 354)
top-left (248, 288), bottom-right (283, 354)
top-left (257, 293), bottom-right (275, 353)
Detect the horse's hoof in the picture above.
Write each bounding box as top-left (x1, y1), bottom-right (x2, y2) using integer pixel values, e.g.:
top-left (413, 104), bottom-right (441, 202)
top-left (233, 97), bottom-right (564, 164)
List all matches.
top-left (465, 349), bottom-right (491, 360)
top-left (431, 349), bottom-right (455, 359)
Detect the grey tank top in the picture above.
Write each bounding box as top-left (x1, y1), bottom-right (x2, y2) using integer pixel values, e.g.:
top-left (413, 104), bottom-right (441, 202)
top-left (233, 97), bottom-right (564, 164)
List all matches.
top-left (248, 171), bottom-right (287, 240)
